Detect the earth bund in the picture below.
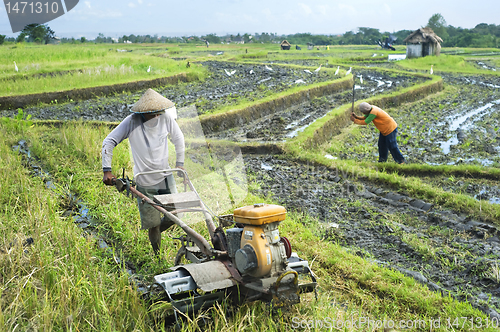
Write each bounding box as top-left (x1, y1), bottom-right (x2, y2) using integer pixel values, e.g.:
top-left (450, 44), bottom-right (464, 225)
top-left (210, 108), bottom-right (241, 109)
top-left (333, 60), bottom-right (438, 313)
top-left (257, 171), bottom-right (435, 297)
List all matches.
top-left (241, 154), bottom-right (500, 319)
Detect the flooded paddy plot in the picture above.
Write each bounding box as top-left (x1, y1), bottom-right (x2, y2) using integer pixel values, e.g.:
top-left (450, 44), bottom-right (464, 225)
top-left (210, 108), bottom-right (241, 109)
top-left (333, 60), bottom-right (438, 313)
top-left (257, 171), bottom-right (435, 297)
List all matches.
top-left (472, 60), bottom-right (499, 72)
top-left (243, 154), bottom-right (500, 318)
top-left (0, 61), bottom-right (338, 122)
top-left (329, 74), bottom-right (500, 167)
top-left (210, 69), bottom-right (427, 142)
top-left (417, 175), bottom-right (500, 206)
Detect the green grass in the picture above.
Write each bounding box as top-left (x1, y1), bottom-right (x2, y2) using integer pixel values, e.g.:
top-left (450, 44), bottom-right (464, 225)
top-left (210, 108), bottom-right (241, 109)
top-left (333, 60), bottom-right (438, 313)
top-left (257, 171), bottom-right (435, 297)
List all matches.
top-left (2, 120), bottom-right (496, 331)
top-left (396, 54), bottom-right (500, 75)
top-left (0, 123), bottom-right (154, 331)
top-left (3, 42), bottom-right (500, 331)
top-left (0, 44), bottom-right (207, 96)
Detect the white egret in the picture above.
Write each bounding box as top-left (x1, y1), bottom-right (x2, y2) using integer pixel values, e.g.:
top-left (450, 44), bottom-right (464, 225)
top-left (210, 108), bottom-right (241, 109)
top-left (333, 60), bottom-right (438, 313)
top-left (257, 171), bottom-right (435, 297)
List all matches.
top-left (345, 67), bottom-right (352, 75)
top-left (14, 61), bottom-right (18, 72)
top-left (249, 69), bottom-right (254, 74)
top-left (430, 65), bottom-right (433, 75)
top-left (334, 66), bottom-right (339, 75)
top-left (265, 65), bottom-right (273, 71)
top-left (224, 69), bottom-right (236, 76)
top-left (295, 79), bottom-right (305, 84)
top-left (359, 75), bottom-right (363, 84)
top-left (314, 64), bottom-right (322, 73)
top-left (304, 69), bottom-right (313, 75)
top-left (147, 65), bottom-right (151, 73)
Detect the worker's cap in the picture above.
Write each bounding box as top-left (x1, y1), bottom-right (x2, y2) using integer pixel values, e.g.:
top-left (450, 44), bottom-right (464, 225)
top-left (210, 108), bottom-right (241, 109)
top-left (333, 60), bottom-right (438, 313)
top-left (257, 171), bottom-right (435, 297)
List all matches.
top-left (130, 88), bottom-right (175, 114)
top-left (359, 102), bottom-right (372, 113)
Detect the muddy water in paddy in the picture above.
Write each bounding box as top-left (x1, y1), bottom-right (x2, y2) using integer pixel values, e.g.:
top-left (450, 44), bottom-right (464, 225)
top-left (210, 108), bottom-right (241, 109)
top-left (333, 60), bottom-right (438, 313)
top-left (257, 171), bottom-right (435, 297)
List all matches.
top-left (0, 61), bottom-right (336, 121)
top-left (242, 154), bottom-right (500, 318)
top-left (0, 63), bottom-right (424, 136)
top-left (335, 74), bottom-right (500, 167)
top-left (210, 69), bottom-right (424, 142)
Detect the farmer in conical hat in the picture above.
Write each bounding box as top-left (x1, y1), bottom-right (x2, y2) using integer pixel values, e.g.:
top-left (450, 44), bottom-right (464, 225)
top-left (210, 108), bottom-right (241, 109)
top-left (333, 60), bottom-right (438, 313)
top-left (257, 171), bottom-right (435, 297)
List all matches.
top-left (351, 102), bottom-right (405, 164)
top-left (102, 88), bottom-right (185, 255)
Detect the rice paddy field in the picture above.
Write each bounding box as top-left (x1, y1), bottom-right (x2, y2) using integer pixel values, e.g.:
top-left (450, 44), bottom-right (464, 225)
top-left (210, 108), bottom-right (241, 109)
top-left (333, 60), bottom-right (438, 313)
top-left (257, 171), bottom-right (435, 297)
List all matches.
top-left (1, 42), bottom-right (500, 331)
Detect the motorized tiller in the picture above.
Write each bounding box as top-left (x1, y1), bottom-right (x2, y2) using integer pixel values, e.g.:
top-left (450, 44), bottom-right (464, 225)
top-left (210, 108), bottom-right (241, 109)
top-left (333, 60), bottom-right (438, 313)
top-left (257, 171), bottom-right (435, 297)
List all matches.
top-left (113, 168), bottom-right (317, 322)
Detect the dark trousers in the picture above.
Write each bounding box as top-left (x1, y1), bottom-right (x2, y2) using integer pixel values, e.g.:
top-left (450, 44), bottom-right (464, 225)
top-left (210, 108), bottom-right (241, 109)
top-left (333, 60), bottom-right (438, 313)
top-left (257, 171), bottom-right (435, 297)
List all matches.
top-left (378, 128), bottom-right (404, 163)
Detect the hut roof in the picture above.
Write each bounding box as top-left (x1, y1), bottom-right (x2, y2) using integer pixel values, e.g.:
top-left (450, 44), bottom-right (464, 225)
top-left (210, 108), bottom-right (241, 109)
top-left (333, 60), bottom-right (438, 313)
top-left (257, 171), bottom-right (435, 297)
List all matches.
top-left (403, 28), bottom-right (443, 44)
top-left (281, 40), bottom-right (291, 46)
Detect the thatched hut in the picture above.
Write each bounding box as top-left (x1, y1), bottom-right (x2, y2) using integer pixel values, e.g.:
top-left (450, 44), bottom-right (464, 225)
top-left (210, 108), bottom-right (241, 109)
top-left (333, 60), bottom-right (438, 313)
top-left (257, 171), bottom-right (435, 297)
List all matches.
top-left (403, 28), bottom-right (443, 58)
top-left (280, 40), bottom-right (291, 50)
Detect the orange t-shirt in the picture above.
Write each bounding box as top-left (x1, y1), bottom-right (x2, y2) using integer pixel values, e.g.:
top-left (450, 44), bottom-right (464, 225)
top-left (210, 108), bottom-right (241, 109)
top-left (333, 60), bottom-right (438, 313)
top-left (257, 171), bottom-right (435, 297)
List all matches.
top-left (354, 106), bottom-right (397, 136)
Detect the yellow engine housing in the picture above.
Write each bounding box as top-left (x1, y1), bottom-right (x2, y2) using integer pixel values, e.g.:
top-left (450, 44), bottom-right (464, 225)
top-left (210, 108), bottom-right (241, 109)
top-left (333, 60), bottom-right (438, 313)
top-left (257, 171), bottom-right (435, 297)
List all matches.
top-left (233, 203), bottom-right (286, 225)
top-left (239, 225), bottom-right (273, 277)
top-left (232, 204), bottom-right (288, 278)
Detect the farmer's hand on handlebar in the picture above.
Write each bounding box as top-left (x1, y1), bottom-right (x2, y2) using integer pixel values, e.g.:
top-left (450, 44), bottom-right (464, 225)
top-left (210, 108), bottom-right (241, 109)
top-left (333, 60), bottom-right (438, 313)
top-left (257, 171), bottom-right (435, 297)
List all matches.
top-left (103, 171), bottom-right (116, 186)
top-left (350, 113), bottom-right (356, 122)
top-left (176, 166), bottom-right (188, 184)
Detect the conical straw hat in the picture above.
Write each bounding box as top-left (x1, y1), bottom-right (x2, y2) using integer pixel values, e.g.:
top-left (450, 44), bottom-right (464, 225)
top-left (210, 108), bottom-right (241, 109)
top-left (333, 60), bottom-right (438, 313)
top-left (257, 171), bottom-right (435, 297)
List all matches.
top-left (130, 88), bottom-right (175, 113)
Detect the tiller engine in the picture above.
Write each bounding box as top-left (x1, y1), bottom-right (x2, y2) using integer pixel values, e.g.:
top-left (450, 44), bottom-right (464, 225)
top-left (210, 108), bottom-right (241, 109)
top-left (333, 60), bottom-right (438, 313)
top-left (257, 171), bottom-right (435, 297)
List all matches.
top-left (114, 169), bottom-right (316, 321)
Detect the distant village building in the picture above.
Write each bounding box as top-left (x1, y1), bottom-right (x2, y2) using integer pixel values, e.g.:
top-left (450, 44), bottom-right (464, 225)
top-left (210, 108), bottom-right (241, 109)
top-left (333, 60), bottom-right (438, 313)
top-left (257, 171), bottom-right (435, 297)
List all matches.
top-left (403, 28), bottom-right (443, 58)
top-left (280, 40), bottom-right (291, 50)
top-left (233, 36), bottom-right (244, 44)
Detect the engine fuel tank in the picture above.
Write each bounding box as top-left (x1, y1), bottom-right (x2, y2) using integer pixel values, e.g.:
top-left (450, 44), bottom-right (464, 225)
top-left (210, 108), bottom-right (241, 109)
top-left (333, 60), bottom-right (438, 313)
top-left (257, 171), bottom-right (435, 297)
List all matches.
top-left (233, 203), bottom-right (286, 225)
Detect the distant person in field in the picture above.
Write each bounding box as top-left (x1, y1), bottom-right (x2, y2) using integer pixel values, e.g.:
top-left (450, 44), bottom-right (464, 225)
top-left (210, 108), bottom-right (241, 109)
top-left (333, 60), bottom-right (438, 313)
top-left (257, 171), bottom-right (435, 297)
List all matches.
top-left (101, 88), bottom-right (185, 255)
top-left (350, 102), bottom-right (405, 164)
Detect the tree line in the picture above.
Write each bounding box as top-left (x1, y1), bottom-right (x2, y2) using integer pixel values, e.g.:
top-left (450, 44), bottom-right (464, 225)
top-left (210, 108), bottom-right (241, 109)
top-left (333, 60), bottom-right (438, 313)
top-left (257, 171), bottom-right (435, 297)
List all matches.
top-left (1, 14), bottom-right (499, 48)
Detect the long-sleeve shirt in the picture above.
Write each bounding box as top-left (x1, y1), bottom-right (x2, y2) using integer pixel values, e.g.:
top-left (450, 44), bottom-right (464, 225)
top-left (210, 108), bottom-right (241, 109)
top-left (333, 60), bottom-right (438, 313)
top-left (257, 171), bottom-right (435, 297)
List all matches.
top-left (353, 105), bottom-right (397, 136)
top-left (102, 113), bottom-right (185, 187)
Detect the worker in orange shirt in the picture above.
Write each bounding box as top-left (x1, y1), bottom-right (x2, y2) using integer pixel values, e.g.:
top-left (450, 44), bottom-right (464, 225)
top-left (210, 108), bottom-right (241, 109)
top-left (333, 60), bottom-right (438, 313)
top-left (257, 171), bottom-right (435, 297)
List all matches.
top-left (350, 102), bottom-right (405, 164)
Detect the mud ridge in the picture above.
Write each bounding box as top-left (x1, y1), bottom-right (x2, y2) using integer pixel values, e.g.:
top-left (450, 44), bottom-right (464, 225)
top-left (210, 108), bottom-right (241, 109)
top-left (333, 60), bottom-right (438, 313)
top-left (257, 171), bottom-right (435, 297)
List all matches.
top-left (0, 72), bottom-right (194, 110)
top-left (180, 77), bottom-right (353, 135)
top-left (302, 76), bottom-right (443, 148)
top-left (243, 154), bottom-right (500, 319)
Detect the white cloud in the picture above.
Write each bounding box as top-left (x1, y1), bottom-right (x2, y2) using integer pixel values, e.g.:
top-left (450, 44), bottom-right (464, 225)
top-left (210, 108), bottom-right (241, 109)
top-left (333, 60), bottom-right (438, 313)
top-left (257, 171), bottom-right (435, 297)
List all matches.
top-left (316, 5), bottom-right (328, 16)
top-left (138, 0), bottom-right (143, 3)
top-left (262, 8), bottom-right (272, 17)
top-left (128, 2), bottom-right (136, 8)
top-left (383, 3), bottom-right (391, 15)
top-left (298, 3), bottom-right (312, 15)
top-left (84, 1), bottom-right (91, 9)
top-left (338, 3), bottom-right (356, 16)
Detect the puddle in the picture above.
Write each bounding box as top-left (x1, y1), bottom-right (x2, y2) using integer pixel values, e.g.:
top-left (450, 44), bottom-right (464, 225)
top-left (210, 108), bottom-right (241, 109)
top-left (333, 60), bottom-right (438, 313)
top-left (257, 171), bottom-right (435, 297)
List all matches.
top-left (448, 100), bottom-right (500, 131)
top-left (437, 100), bottom-right (500, 154)
top-left (260, 162), bottom-right (273, 171)
top-left (286, 124), bottom-right (309, 138)
top-left (490, 197), bottom-right (500, 204)
top-left (388, 54), bottom-right (406, 61)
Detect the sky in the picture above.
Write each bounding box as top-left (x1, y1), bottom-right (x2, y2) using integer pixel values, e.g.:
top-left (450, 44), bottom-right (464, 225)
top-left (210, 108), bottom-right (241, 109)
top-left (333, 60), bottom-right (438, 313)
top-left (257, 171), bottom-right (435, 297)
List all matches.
top-left (1, 0), bottom-right (499, 39)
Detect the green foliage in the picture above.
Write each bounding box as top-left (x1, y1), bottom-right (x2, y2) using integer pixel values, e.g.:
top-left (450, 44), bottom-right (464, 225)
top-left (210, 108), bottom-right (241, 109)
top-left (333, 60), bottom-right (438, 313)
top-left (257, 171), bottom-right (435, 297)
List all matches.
top-left (20, 23), bottom-right (55, 44)
top-left (202, 33), bottom-right (220, 44)
top-left (426, 13), bottom-right (449, 41)
top-left (1, 109), bottom-right (33, 133)
top-left (0, 34), bottom-right (5, 45)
